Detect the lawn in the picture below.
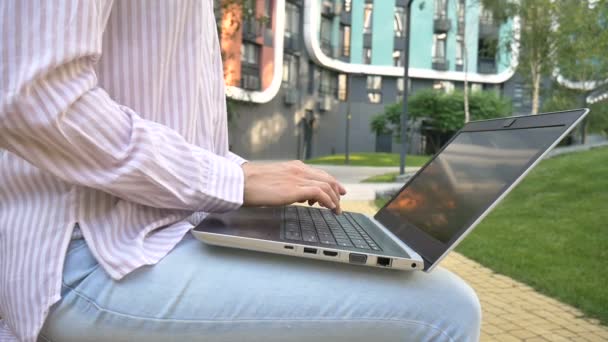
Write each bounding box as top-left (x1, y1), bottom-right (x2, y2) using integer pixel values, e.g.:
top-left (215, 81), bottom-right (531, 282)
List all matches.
top-left (376, 147), bottom-right (608, 324)
top-left (306, 152), bottom-right (429, 167)
top-left (361, 172), bottom-right (400, 183)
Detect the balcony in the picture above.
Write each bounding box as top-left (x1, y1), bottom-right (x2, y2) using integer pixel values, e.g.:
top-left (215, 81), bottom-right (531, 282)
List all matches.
top-left (284, 88), bottom-right (298, 105)
top-left (457, 19), bottom-right (465, 36)
top-left (321, 1), bottom-right (340, 17)
top-left (434, 16), bottom-right (451, 33)
top-left (320, 39), bottom-right (332, 56)
top-left (241, 19), bottom-right (261, 42)
top-left (340, 11), bottom-right (351, 25)
top-left (479, 20), bottom-right (498, 37)
top-left (394, 36), bottom-right (406, 51)
top-left (363, 33), bottom-right (372, 48)
top-left (432, 57), bottom-right (449, 71)
top-left (284, 34), bottom-right (300, 52)
top-left (477, 57), bottom-right (497, 74)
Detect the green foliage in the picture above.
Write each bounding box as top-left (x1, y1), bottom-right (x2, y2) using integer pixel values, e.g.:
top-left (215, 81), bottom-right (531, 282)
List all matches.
top-left (554, 0), bottom-right (608, 84)
top-left (542, 86), bottom-right (608, 136)
top-left (370, 89), bottom-right (512, 137)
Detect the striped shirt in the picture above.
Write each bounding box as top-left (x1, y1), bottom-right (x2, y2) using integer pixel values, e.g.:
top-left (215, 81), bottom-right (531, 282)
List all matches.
top-left (0, 1), bottom-right (246, 340)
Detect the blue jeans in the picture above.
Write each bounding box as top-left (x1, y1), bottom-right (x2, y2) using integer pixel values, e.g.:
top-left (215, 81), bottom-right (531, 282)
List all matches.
top-left (39, 233), bottom-right (481, 341)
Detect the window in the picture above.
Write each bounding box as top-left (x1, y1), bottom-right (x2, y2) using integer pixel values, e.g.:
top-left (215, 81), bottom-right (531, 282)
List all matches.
top-left (283, 53), bottom-right (299, 87)
top-left (456, 37), bottom-right (464, 66)
top-left (363, 4), bottom-right (373, 34)
top-left (338, 74), bottom-right (348, 101)
top-left (394, 6), bottom-right (406, 37)
top-left (340, 25), bottom-right (351, 57)
top-left (285, 2), bottom-right (300, 38)
top-left (320, 17), bottom-right (333, 55)
top-left (434, 0), bottom-right (447, 18)
top-left (344, 0), bottom-right (352, 12)
top-left (366, 76), bottom-right (382, 103)
top-left (396, 77), bottom-right (404, 101)
top-left (308, 61), bottom-right (315, 94)
top-left (393, 50), bottom-right (402, 67)
top-left (363, 48), bottom-right (372, 64)
top-left (319, 68), bottom-right (338, 98)
top-left (432, 33), bottom-right (447, 61)
top-left (263, 0), bottom-right (272, 28)
top-left (241, 42), bottom-right (259, 65)
top-left (457, 0), bottom-right (465, 23)
top-left (240, 42), bottom-right (260, 90)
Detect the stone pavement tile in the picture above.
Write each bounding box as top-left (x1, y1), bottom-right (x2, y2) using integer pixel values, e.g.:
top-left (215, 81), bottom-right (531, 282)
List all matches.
top-left (524, 337), bottom-right (550, 342)
top-left (509, 328), bottom-right (538, 339)
top-left (492, 333), bottom-right (524, 342)
top-left (576, 331), bottom-right (608, 342)
top-left (340, 201), bottom-right (608, 342)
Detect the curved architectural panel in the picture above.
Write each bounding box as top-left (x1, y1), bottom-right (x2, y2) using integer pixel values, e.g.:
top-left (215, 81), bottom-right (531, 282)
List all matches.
top-left (303, 1), bottom-right (519, 84)
top-left (225, 0), bottom-right (285, 103)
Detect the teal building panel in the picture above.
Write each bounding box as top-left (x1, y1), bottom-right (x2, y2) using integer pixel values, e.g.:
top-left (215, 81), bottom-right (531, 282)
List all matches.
top-left (371, 0), bottom-right (395, 66)
top-left (350, 0), bottom-right (365, 64)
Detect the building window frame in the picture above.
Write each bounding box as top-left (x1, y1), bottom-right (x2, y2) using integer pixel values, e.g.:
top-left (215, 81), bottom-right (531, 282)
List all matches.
top-left (282, 53), bottom-right (299, 88)
top-left (338, 74), bottom-right (348, 101)
top-left (363, 3), bottom-right (373, 34)
top-left (363, 47), bottom-right (372, 64)
top-left (394, 6), bottom-right (406, 37)
top-left (319, 68), bottom-right (338, 99)
top-left (340, 25), bottom-right (351, 57)
top-left (366, 75), bottom-right (382, 103)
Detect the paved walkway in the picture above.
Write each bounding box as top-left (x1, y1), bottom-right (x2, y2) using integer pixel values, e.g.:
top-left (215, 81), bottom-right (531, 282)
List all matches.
top-left (340, 201), bottom-right (608, 342)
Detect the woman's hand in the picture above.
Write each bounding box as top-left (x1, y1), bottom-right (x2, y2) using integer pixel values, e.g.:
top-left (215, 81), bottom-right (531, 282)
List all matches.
top-left (241, 161), bottom-right (347, 214)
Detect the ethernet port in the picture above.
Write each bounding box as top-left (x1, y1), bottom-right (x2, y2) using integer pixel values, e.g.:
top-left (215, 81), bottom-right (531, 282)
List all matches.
top-left (376, 257), bottom-right (392, 267)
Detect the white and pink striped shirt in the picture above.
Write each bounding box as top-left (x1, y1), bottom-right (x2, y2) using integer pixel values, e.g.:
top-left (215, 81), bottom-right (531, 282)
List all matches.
top-left (0, 1), bottom-right (247, 340)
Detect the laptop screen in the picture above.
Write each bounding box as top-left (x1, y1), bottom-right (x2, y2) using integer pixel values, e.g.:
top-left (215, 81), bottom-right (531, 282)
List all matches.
top-left (375, 124), bottom-right (565, 264)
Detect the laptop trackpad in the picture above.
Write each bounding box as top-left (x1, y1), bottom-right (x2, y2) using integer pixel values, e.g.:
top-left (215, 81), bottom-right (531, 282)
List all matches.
top-left (194, 207), bottom-right (282, 241)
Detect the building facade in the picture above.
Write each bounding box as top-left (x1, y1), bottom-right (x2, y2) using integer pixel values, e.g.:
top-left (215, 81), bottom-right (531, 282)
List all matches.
top-left (217, 0), bottom-right (522, 160)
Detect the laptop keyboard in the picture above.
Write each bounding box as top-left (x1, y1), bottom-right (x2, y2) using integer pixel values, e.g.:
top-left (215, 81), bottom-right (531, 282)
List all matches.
top-left (282, 206), bottom-right (382, 251)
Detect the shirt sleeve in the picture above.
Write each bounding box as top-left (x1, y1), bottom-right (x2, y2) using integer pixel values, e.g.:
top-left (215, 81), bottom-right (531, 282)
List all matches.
top-left (227, 151), bottom-right (248, 166)
top-left (0, 0), bottom-right (243, 212)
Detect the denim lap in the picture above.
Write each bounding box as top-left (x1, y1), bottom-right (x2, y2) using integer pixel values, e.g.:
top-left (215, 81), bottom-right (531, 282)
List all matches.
top-left (40, 234), bottom-right (481, 342)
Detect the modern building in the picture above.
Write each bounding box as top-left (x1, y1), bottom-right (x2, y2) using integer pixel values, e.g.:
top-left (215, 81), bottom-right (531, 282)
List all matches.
top-left (216, 0), bottom-right (522, 160)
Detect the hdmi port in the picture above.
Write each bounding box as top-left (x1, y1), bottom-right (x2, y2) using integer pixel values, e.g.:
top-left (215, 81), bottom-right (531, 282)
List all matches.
top-left (323, 250), bottom-right (338, 257)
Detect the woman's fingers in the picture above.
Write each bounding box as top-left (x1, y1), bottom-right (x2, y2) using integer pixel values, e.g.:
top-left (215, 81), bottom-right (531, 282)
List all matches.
top-left (297, 186), bottom-right (335, 210)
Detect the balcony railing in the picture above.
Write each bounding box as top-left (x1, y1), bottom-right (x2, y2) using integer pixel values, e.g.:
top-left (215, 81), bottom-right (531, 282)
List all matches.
top-left (340, 11), bottom-right (351, 25)
top-left (477, 57), bottom-right (497, 74)
top-left (284, 34), bottom-right (300, 52)
top-left (363, 33), bottom-right (372, 48)
top-left (320, 39), bottom-right (332, 56)
top-left (479, 20), bottom-right (498, 37)
top-left (242, 18), bottom-right (261, 41)
top-left (434, 15), bottom-right (451, 33)
top-left (432, 57), bottom-right (449, 71)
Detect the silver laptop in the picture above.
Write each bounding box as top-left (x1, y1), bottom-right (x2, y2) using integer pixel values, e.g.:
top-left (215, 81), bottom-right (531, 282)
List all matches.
top-left (193, 109), bottom-right (589, 272)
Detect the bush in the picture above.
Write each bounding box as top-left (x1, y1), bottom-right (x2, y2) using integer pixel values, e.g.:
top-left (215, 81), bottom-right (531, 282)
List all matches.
top-left (371, 89), bottom-right (512, 153)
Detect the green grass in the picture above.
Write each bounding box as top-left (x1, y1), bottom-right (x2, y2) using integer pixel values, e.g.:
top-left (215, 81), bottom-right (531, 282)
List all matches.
top-left (306, 153), bottom-right (429, 167)
top-left (361, 172), bottom-right (400, 183)
top-left (376, 147), bottom-right (608, 324)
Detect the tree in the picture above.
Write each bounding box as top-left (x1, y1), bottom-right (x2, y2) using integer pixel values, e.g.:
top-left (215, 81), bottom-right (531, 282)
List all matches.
top-left (554, 0), bottom-right (608, 142)
top-left (481, 0), bottom-right (558, 115)
top-left (371, 89), bottom-right (511, 153)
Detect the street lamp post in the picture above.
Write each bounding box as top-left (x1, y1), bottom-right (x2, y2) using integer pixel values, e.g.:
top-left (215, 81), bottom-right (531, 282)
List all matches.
top-left (399, 0), bottom-right (414, 175)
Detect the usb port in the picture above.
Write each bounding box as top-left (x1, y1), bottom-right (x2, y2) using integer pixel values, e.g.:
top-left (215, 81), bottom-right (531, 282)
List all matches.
top-left (303, 247), bottom-right (318, 254)
top-left (284, 245), bottom-right (294, 250)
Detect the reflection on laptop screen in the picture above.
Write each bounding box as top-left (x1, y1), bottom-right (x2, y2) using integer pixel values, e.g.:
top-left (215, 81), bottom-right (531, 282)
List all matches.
top-left (380, 126), bottom-right (563, 244)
